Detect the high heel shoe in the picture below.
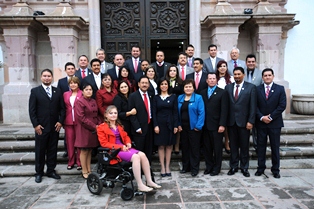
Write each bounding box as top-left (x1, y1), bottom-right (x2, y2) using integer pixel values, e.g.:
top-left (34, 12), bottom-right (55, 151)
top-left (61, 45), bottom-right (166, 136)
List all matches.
top-left (161, 173), bottom-right (166, 177)
top-left (138, 187), bottom-right (153, 193)
top-left (82, 172), bottom-right (89, 179)
top-left (147, 184), bottom-right (162, 189)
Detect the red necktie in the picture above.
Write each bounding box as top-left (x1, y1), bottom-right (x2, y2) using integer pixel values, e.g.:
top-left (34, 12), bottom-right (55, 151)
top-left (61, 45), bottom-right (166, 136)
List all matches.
top-left (134, 59), bottom-right (138, 73)
top-left (195, 73), bottom-right (200, 89)
top-left (82, 69), bottom-right (86, 79)
top-left (181, 66), bottom-right (185, 81)
top-left (266, 85), bottom-right (270, 100)
top-left (234, 84), bottom-right (239, 101)
top-left (143, 93), bottom-right (150, 124)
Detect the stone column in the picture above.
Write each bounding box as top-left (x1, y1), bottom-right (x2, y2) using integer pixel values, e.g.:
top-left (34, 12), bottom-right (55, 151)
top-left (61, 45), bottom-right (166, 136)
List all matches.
top-left (0, 18), bottom-right (41, 123)
top-left (189, 0), bottom-right (201, 57)
top-left (88, 0), bottom-right (101, 59)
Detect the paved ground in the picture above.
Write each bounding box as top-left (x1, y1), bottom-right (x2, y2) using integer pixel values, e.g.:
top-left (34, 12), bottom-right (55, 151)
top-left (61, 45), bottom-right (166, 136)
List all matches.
top-left (0, 168), bottom-right (314, 209)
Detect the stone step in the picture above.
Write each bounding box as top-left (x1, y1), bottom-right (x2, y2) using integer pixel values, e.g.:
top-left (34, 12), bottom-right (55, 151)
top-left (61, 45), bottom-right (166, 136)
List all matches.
top-left (0, 133), bottom-right (313, 153)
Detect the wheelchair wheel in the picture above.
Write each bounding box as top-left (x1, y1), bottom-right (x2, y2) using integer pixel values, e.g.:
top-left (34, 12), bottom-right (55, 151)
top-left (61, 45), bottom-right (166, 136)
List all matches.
top-left (87, 172), bottom-right (103, 195)
top-left (120, 187), bottom-right (134, 201)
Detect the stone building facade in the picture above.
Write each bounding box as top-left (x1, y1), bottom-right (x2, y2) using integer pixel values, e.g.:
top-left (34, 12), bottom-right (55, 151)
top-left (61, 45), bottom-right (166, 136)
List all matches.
top-left (0, 0), bottom-right (299, 123)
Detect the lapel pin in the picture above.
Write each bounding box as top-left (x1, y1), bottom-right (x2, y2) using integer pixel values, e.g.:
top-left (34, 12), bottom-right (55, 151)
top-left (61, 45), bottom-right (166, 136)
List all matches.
top-left (271, 90), bottom-right (274, 92)
top-left (242, 88), bottom-right (244, 90)
top-left (214, 92), bottom-right (217, 95)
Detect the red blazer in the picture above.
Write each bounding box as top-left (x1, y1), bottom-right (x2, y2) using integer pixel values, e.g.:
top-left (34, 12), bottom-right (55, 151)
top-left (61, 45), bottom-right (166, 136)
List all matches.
top-left (97, 122), bottom-right (131, 149)
top-left (96, 88), bottom-right (118, 116)
top-left (63, 90), bottom-right (83, 125)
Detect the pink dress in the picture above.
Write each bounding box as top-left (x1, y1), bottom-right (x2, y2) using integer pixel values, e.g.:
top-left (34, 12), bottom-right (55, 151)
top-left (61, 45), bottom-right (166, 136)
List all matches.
top-left (111, 128), bottom-right (139, 162)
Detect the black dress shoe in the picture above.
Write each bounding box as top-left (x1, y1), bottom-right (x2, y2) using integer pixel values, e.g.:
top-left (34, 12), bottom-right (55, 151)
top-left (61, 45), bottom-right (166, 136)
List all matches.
top-left (35, 174), bottom-right (42, 183)
top-left (203, 169), bottom-right (211, 175)
top-left (227, 168), bottom-right (238, 175)
top-left (180, 169), bottom-right (187, 174)
top-left (191, 172), bottom-right (198, 177)
top-left (47, 172), bottom-right (61, 179)
top-left (210, 171), bottom-right (219, 176)
top-left (273, 173), bottom-right (281, 179)
top-left (62, 152), bottom-right (68, 158)
top-left (255, 171), bottom-right (263, 176)
top-left (241, 169), bottom-right (250, 177)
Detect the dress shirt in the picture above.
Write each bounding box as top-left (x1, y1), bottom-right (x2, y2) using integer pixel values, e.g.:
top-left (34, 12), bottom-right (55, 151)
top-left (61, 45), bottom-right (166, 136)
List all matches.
top-left (115, 66), bottom-right (120, 78)
top-left (207, 85), bottom-right (217, 98)
top-left (157, 61), bottom-right (164, 66)
top-left (93, 73), bottom-right (102, 89)
top-left (149, 79), bottom-right (158, 95)
top-left (233, 80), bottom-right (244, 97)
top-left (210, 57), bottom-right (216, 69)
top-left (42, 84), bottom-right (52, 96)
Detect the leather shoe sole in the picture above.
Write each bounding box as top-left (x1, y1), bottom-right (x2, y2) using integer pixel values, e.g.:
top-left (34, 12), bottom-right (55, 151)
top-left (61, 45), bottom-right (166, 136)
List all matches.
top-left (47, 172), bottom-right (61, 179)
top-left (227, 168), bottom-right (238, 175)
top-left (35, 175), bottom-right (42, 183)
top-left (273, 173), bottom-right (281, 178)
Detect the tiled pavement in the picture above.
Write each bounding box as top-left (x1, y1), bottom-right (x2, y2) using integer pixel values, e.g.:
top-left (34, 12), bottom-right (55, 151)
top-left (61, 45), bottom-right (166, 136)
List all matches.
top-left (1, 168), bottom-right (313, 209)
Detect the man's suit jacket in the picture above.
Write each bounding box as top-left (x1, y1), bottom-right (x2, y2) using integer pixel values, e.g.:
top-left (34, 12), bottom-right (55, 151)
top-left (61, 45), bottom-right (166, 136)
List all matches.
top-left (81, 73), bottom-right (103, 99)
top-left (152, 62), bottom-right (171, 78)
top-left (29, 85), bottom-right (65, 133)
top-left (201, 86), bottom-right (228, 131)
top-left (244, 68), bottom-right (263, 86)
top-left (128, 90), bottom-right (153, 136)
top-left (203, 57), bottom-right (223, 73)
top-left (225, 81), bottom-right (257, 127)
top-left (177, 65), bottom-right (194, 80)
top-left (124, 58), bottom-right (143, 82)
top-left (107, 66), bottom-right (119, 81)
top-left (227, 59), bottom-right (246, 75)
top-left (101, 61), bottom-right (113, 74)
top-left (57, 77), bottom-right (70, 95)
top-left (186, 72), bottom-right (208, 94)
top-left (63, 89), bottom-right (83, 125)
top-left (256, 83), bottom-right (286, 129)
top-left (75, 68), bottom-right (93, 82)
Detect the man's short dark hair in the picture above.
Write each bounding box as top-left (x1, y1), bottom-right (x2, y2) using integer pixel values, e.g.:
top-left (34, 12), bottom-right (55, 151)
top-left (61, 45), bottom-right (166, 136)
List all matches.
top-left (78, 55), bottom-right (89, 61)
top-left (138, 75), bottom-right (149, 83)
top-left (178, 52), bottom-right (188, 58)
top-left (194, 58), bottom-right (203, 65)
top-left (262, 68), bottom-right (274, 76)
top-left (90, 58), bottom-right (101, 67)
top-left (208, 44), bottom-right (217, 51)
top-left (246, 54), bottom-right (256, 62)
top-left (64, 62), bottom-right (75, 70)
top-left (41, 68), bottom-right (53, 76)
top-left (233, 66), bottom-right (245, 74)
top-left (131, 45), bottom-right (141, 51)
top-left (186, 44), bottom-right (194, 50)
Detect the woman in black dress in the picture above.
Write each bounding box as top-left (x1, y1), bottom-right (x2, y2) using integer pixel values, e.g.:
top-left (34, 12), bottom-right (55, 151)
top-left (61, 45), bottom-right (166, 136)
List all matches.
top-left (145, 65), bottom-right (159, 96)
top-left (152, 78), bottom-right (178, 177)
top-left (112, 80), bottom-right (137, 137)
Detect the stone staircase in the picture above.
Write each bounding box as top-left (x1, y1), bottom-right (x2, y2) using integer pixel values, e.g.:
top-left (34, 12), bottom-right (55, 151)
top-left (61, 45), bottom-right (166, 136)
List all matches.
top-left (0, 114), bottom-right (314, 176)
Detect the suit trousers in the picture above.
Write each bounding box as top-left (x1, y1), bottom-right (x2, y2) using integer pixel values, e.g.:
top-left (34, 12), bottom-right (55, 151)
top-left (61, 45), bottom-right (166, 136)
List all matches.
top-left (64, 125), bottom-right (81, 167)
top-left (257, 127), bottom-right (281, 174)
top-left (132, 123), bottom-right (153, 163)
top-left (180, 127), bottom-right (202, 173)
top-left (35, 131), bottom-right (59, 175)
top-left (203, 129), bottom-right (224, 173)
top-left (228, 124), bottom-right (250, 170)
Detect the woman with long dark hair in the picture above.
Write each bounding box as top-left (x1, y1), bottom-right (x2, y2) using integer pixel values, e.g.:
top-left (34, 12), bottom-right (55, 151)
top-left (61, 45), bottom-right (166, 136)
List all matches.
top-left (113, 66), bottom-right (137, 92)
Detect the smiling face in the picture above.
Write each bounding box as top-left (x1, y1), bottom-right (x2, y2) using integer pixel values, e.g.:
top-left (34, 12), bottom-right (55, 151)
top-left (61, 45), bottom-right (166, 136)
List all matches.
top-left (169, 66), bottom-right (177, 78)
top-left (41, 71), bottom-right (53, 86)
top-left (184, 83), bottom-right (194, 96)
top-left (233, 69), bottom-right (245, 84)
top-left (91, 61), bottom-right (101, 75)
top-left (120, 68), bottom-right (129, 78)
top-left (156, 51), bottom-right (165, 63)
top-left (131, 47), bottom-right (141, 58)
top-left (206, 74), bottom-right (217, 88)
top-left (246, 57), bottom-right (256, 71)
top-left (119, 82), bottom-right (129, 95)
top-left (96, 51), bottom-right (105, 62)
top-left (185, 46), bottom-right (194, 58)
top-left (159, 80), bottom-right (169, 93)
top-left (218, 63), bottom-right (227, 75)
top-left (262, 70), bottom-right (274, 85)
top-left (230, 49), bottom-right (239, 60)
top-left (138, 77), bottom-right (149, 92)
top-left (114, 54), bottom-right (125, 67)
top-left (208, 46), bottom-right (217, 58)
top-left (105, 107), bottom-right (118, 122)
top-left (178, 54), bottom-right (187, 66)
top-left (69, 81), bottom-right (79, 91)
top-left (193, 60), bottom-right (203, 73)
top-left (78, 56), bottom-right (88, 69)
top-left (65, 65), bottom-right (76, 77)
top-left (146, 68), bottom-right (155, 79)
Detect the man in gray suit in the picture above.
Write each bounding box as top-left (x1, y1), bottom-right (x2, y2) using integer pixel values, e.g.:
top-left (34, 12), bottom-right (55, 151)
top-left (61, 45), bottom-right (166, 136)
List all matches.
top-left (177, 52), bottom-right (194, 80)
top-left (96, 48), bottom-right (113, 74)
top-left (227, 47), bottom-right (246, 75)
top-left (203, 44), bottom-right (223, 73)
top-left (244, 54), bottom-right (263, 151)
top-left (225, 67), bottom-right (257, 178)
top-left (185, 44), bottom-right (195, 68)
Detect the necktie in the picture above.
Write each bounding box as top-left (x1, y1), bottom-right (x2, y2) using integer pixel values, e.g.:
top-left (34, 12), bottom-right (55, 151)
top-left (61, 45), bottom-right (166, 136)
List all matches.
top-left (46, 86), bottom-right (51, 98)
top-left (208, 88), bottom-right (213, 99)
top-left (195, 73), bottom-right (200, 89)
top-left (188, 58), bottom-right (192, 67)
top-left (158, 62), bottom-right (162, 67)
top-left (234, 84), bottom-right (239, 101)
top-left (234, 60), bottom-right (237, 68)
top-left (181, 66), bottom-right (185, 80)
top-left (101, 63), bottom-right (105, 73)
top-left (248, 71), bottom-right (252, 83)
top-left (82, 69), bottom-right (86, 79)
top-left (134, 59), bottom-right (138, 73)
top-left (143, 93), bottom-right (150, 124)
top-left (266, 85), bottom-right (270, 100)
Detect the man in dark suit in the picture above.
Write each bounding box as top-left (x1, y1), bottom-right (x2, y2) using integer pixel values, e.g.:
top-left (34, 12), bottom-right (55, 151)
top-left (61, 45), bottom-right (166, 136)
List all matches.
top-left (255, 68), bottom-right (286, 179)
top-left (124, 46), bottom-right (143, 82)
top-left (128, 75), bottom-right (153, 162)
top-left (225, 67), bottom-right (257, 177)
top-left (201, 72), bottom-right (228, 176)
top-left (81, 58), bottom-right (103, 99)
top-left (185, 44), bottom-right (195, 68)
top-left (186, 58), bottom-right (208, 94)
top-left (203, 44), bottom-right (223, 73)
top-left (75, 55), bottom-right (92, 82)
top-left (57, 62), bottom-right (76, 158)
top-left (96, 48), bottom-right (113, 74)
top-left (29, 69), bottom-right (65, 183)
top-left (107, 53), bottom-right (125, 81)
top-left (152, 50), bottom-right (170, 79)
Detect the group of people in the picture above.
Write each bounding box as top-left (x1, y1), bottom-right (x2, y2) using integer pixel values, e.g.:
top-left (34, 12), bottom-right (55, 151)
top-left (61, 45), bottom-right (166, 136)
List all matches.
top-left (28, 44), bottom-right (286, 187)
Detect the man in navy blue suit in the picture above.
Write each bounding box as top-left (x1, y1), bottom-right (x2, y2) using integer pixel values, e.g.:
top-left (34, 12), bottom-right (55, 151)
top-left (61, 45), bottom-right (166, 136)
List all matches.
top-left (124, 46), bottom-right (143, 82)
top-left (255, 68), bottom-right (286, 179)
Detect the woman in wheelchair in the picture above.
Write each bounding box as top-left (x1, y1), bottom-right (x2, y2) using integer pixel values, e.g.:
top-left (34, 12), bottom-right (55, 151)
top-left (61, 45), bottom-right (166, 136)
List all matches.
top-left (97, 105), bottom-right (161, 192)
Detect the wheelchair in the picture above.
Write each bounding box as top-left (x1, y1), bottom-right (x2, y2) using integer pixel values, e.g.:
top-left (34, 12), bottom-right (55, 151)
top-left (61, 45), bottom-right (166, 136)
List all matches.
top-left (86, 147), bottom-right (143, 200)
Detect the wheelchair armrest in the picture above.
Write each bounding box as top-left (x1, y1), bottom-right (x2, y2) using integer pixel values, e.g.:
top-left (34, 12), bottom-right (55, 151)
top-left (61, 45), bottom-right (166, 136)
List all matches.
top-left (98, 147), bottom-right (110, 152)
top-left (110, 148), bottom-right (121, 158)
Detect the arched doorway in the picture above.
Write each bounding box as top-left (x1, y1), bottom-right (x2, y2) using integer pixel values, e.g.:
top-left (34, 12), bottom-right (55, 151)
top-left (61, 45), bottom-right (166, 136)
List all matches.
top-left (100, 0), bottom-right (189, 63)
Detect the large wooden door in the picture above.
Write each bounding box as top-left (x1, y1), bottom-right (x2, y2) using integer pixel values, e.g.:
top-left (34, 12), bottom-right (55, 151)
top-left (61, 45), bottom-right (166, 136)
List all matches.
top-left (100, 0), bottom-right (189, 63)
